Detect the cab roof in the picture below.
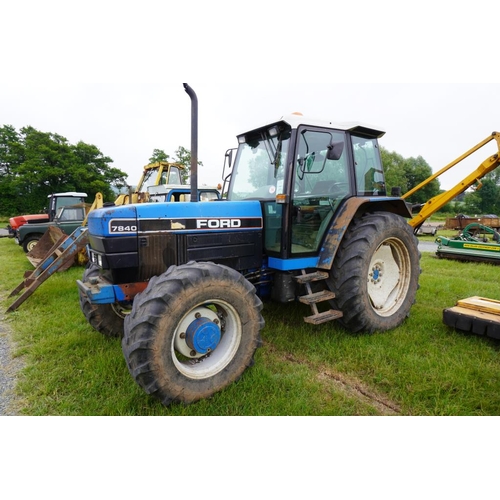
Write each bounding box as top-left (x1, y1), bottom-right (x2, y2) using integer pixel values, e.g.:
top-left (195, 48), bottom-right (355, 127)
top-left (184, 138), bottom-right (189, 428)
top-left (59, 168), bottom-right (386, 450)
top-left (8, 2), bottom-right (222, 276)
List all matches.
top-left (238, 113), bottom-right (386, 139)
top-left (50, 192), bottom-right (87, 198)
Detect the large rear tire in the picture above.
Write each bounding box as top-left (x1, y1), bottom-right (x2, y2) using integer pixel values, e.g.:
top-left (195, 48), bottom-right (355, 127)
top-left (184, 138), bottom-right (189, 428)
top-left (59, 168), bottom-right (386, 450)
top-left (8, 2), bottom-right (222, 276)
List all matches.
top-left (329, 212), bottom-right (420, 333)
top-left (123, 262), bottom-right (264, 406)
top-left (79, 264), bottom-right (129, 338)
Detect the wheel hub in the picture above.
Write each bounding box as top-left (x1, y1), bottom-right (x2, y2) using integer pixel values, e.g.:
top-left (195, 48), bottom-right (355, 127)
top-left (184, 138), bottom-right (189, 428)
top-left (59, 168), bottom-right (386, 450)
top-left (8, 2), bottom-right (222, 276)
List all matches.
top-left (370, 265), bottom-right (383, 284)
top-left (186, 317), bottom-right (221, 355)
top-left (367, 240), bottom-right (409, 314)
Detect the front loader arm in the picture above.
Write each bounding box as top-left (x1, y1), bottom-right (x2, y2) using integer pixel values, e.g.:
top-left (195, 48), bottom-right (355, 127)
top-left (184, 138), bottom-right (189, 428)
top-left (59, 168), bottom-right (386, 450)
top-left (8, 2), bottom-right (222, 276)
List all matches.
top-left (82, 192), bottom-right (104, 227)
top-left (406, 132), bottom-right (500, 229)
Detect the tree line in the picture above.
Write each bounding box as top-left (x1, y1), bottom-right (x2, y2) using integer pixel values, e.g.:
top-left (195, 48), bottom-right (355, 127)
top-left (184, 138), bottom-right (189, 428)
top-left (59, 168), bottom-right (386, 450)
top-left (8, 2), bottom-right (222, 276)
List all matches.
top-left (382, 146), bottom-right (500, 215)
top-left (0, 125), bottom-right (128, 215)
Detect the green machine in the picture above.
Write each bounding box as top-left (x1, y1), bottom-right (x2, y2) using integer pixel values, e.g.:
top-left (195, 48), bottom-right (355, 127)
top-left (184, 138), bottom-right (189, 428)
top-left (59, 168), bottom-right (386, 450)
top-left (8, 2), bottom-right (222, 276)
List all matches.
top-left (436, 223), bottom-right (500, 264)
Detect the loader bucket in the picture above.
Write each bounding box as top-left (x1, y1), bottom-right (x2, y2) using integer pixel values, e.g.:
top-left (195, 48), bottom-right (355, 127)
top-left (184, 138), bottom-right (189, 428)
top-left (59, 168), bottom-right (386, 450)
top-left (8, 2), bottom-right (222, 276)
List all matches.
top-left (26, 226), bottom-right (88, 270)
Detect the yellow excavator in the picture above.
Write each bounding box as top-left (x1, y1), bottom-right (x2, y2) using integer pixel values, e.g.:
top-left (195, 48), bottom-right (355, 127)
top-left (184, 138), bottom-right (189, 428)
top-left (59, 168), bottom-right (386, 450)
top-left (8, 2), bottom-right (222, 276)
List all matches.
top-left (114, 161), bottom-right (186, 205)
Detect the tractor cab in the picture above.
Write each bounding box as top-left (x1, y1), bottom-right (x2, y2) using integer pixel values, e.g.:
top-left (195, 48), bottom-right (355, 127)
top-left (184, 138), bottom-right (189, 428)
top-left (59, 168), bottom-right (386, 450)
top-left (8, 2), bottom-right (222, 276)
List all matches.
top-left (225, 114), bottom-right (388, 263)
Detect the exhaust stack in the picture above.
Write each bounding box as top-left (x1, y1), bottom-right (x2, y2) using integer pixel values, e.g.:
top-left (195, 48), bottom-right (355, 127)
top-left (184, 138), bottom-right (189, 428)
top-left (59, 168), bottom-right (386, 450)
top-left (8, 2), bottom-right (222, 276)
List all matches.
top-left (183, 83), bottom-right (198, 202)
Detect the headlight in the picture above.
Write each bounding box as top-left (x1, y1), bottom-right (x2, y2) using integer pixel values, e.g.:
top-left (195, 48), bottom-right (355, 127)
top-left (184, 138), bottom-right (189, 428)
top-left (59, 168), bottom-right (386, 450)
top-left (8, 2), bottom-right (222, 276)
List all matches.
top-left (90, 251), bottom-right (103, 268)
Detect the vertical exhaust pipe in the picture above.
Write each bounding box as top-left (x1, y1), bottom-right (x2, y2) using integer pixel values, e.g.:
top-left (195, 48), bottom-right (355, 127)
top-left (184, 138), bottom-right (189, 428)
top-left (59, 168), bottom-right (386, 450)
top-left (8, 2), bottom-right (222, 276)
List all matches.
top-left (183, 83), bottom-right (198, 202)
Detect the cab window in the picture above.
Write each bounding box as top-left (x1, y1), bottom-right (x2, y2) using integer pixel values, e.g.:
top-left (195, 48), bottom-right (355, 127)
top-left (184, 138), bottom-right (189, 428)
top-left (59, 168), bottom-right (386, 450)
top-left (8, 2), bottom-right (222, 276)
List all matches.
top-left (291, 129), bottom-right (349, 254)
top-left (352, 136), bottom-right (386, 196)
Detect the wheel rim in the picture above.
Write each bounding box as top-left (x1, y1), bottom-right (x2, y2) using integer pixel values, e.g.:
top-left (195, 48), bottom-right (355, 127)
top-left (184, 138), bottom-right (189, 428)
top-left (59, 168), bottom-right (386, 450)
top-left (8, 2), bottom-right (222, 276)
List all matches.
top-left (111, 302), bottom-right (132, 319)
top-left (172, 300), bottom-right (242, 380)
top-left (367, 238), bottom-right (411, 317)
top-left (27, 240), bottom-right (38, 252)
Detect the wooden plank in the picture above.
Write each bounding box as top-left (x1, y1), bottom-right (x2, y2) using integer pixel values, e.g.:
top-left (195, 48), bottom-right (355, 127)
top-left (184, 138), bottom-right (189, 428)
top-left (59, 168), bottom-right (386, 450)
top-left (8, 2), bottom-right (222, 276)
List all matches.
top-left (447, 306), bottom-right (500, 323)
top-left (457, 296), bottom-right (500, 315)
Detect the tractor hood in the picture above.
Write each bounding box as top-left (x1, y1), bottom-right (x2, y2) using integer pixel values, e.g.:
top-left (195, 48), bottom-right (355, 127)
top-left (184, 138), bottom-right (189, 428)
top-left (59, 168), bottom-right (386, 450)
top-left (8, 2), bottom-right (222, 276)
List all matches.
top-left (87, 201), bottom-right (263, 238)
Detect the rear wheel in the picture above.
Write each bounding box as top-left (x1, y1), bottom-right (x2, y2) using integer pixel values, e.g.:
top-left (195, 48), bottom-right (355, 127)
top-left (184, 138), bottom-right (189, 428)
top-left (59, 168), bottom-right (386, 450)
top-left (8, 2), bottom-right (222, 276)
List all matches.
top-left (79, 264), bottom-right (129, 338)
top-left (329, 212), bottom-right (420, 333)
top-left (123, 261), bottom-right (264, 406)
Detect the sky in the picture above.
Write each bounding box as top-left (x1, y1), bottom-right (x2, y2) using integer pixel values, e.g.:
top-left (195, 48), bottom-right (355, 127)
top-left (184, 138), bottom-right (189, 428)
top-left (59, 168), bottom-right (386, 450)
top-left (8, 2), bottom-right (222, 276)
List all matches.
top-left (1, 83), bottom-right (498, 192)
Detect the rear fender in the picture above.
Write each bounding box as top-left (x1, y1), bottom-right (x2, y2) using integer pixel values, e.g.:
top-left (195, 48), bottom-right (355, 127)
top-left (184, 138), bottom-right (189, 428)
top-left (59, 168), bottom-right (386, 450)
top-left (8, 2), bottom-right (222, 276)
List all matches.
top-left (317, 197), bottom-right (412, 270)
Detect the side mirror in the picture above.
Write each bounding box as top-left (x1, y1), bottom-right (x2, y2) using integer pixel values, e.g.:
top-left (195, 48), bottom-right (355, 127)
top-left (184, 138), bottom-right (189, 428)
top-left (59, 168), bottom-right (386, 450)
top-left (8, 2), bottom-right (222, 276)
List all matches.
top-left (327, 141), bottom-right (344, 161)
top-left (225, 149), bottom-right (233, 169)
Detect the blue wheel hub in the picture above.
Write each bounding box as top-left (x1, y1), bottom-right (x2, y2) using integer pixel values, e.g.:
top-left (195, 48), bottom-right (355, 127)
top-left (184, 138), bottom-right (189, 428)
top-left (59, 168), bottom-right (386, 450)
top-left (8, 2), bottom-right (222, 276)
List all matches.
top-left (186, 317), bottom-right (221, 354)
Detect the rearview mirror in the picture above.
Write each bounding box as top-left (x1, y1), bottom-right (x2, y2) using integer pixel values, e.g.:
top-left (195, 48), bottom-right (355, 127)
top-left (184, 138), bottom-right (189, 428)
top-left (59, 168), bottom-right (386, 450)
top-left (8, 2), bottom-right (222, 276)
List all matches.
top-left (327, 141), bottom-right (344, 161)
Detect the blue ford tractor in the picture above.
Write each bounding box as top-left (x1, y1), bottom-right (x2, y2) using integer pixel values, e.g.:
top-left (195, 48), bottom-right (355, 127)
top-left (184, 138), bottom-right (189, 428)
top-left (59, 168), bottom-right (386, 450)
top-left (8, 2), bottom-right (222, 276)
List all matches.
top-left (77, 84), bottom-right (420, 406)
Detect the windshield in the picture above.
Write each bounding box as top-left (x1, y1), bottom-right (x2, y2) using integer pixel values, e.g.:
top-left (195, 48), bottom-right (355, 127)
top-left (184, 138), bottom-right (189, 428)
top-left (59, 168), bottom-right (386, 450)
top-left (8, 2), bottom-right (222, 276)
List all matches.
top-left (140, 165), bottom-right (183, 191)
top-left (55, 206), bottom-right (85, 221)
top-left (228, 126), bottom-right (291, 200)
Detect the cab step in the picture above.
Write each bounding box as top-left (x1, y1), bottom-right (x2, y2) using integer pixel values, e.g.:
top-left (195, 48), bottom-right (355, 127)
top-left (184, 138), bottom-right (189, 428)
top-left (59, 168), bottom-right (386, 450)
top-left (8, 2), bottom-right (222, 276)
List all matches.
top-left (299, 289), bottom-right (337, 305)
top-left (294, 271), bottom-right (329, 285)
top-left (304, 309), bottom-right (344, 325)
top-left (294, 270), bottom-right (343, 326)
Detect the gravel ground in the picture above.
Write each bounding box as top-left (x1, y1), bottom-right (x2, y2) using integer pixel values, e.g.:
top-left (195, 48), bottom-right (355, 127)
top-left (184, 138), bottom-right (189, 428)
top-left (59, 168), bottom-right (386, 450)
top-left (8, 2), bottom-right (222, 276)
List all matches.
top-left (1, 228), bottom-right (24, 415)
top-left (418, 241), bottom-right (438, 253)
top-left (0, 296), bottom-right (23, 416)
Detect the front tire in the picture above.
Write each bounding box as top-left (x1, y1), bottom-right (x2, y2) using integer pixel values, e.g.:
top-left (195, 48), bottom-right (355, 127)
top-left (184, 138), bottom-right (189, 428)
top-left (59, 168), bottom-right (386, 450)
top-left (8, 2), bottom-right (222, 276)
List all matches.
top-left (329, 212), bottom-right (420, 333)
top-left (123, 262), bottom-right (264, 406)
top-left (22, 235), bottom-right (41, 253)
top-left (79, 264), bottom-right (129, 338)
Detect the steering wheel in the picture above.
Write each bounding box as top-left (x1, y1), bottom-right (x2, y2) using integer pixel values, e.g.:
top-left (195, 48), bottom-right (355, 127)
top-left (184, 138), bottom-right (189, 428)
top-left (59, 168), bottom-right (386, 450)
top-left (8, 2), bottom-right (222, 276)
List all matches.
top-left (328, 182), bottom-right (349, 197)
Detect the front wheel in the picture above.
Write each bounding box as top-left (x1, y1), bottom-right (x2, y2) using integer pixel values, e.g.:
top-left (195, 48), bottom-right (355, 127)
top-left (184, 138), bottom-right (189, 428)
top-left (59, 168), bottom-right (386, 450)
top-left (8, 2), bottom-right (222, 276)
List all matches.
top-left (328, 212), bottom-right (420, 333)
top-left (79, 263), bottom-right (129, 338)
top-left (22, 235), bottom-right (41, 253)
top-left (123, 262), bottom-right (264, 406)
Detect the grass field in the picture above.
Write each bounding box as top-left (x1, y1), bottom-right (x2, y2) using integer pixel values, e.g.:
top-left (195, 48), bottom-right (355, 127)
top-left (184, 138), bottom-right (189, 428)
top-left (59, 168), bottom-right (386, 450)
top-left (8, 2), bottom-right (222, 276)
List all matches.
top-left (1, 228), bottom-right (499, 416)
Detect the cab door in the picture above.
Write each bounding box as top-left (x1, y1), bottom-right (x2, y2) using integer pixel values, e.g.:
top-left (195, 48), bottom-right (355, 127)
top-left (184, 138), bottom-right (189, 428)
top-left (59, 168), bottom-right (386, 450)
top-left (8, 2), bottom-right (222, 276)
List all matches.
top-left (290, 127), bottom-right (350, 256)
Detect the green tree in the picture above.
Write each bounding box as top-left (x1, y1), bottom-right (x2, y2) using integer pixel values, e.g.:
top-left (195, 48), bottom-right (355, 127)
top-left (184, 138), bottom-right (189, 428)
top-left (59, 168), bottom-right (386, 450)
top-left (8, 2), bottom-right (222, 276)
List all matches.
top-left (380, 149), bottom-right (440, 204)
top-left (0, 125), bottom-right (24, 214)
top-left (149, 149), bottom-right (170, 163)
top-left (464, 178), bottom-right (500, 215)
top-left (403, 156), bottom-right (440, 205)
top-left (380, 148), bottom-right (408, 195)
top-left (0, 125), bottom-right (127, 215)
